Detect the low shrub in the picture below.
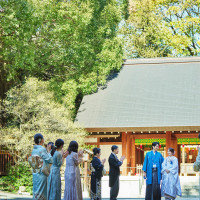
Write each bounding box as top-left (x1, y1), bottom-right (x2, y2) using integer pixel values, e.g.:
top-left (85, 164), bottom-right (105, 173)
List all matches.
top-left (0, 163), bottom-right (33, 194)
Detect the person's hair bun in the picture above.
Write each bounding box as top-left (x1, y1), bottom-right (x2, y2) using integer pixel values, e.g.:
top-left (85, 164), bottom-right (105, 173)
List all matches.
top-left (34, 133), bottom-right (43, 145)
top-left (93, 147), bottom-right (101, 155)
top-left (51, 139), bottom-right (64, 157)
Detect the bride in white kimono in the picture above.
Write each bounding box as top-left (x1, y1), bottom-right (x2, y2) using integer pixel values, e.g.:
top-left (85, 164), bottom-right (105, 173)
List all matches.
top-left (161, 147), bottom-right (182, 200)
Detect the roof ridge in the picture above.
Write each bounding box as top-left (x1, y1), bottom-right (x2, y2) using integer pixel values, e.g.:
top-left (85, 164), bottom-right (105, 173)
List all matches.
top-left (124, 56), bottom-right (200, 65)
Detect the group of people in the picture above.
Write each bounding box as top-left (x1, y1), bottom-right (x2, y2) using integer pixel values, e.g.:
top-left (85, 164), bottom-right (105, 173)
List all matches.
top-left (90, 145), bottom-right (125, 200)
top-left (29, 133), bottom-right (83, 200)
top-left (29, 133), bottom-right (182, 200)
top-left (91, 142), bottom-right (182, 200)
top-left (142, 142), bottom-right (182, 200)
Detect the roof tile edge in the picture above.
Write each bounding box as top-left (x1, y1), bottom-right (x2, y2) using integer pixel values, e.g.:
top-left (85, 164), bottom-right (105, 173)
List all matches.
top-left (123, 56), bottom-right (200, 65)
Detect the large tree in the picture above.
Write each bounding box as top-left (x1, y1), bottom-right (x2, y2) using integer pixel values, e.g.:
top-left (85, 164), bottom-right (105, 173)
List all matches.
top-left (122, 0), bottom-right (200, 58)
top-left (0, 0), bottom-right (40, 125)
top-left (33, 0), bottom-right (124, 113)
top-left (1, 78), bottom-right (86, 162)
top-left (0, 0), bottom-right (124, 125)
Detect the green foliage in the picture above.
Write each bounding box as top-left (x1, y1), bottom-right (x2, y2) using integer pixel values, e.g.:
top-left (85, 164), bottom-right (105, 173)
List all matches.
top-left (0, 0), bottom-right (124, 117)
top-left (0, 163), bottom-right (33, 194)
top-left (1, 78), bottom-right (86, 162)
top-left (122, 0), bottom-right (200, 58)
top-left (0, 0), bottom-right (39, 79)
top-left (0, 0), bottom-right (124, 193)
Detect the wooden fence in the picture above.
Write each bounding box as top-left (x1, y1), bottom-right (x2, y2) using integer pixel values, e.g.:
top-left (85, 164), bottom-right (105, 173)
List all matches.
top-left (0, 147), bottom-right (14, 175)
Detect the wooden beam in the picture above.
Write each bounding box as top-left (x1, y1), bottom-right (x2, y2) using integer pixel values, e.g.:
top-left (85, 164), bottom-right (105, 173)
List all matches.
top-left (174, 133), bottom-right (198, 138)
top-left (133, 134), bottom-right (166, 139)
top-left (85, 142), bottom-right (97, 145)
top-left (86, 132), bottom-right (198, 139)
top-left (98, 142), bottom-right (122, 145)
top-left (86, 135), bottom-right (120, 138)
top-left (85, 126), bottom-right (200, 132)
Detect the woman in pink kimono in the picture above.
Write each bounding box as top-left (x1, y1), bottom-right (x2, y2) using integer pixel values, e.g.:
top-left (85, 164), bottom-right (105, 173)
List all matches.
top-left (64, 141), bottom-right (83, 200)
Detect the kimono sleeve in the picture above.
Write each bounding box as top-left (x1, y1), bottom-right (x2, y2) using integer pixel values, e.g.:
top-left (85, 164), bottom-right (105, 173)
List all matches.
top-left (57, 153), bottom-right (63, 167)
top-left (142, 153), bottom-right (148, 172)
top-left (161, 158), bottom-right (167, 174)
top-left (169, 157), bottom-right (178, 175)
top-left (92, 158), bottom-right (103, 171)
top-left (40, 148), bottom-right (53, 164)
top-left (161, 154), bottom-right (164, 163)
top-left (73, 153), bottom-right (82, 166)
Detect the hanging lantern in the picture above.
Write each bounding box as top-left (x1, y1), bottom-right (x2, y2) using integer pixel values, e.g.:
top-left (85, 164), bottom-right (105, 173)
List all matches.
top-left (182, 144), bottom-right (185, 147)
top-left (140, 144), bottom-right (142, 149)
top-left (159, 144), bottom-right (161, 148)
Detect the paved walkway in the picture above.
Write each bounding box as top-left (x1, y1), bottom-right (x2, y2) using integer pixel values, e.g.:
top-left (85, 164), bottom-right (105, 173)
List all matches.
top-left (0, 191), bottom-right (199, 200)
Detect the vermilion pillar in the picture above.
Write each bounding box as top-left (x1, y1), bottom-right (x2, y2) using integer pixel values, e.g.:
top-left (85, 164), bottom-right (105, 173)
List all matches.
top-left (122, 132), bottom-right (127, 175)
top-left (166, 131), bottom-right (172, 156)
top-left (97, 138), bottom-right (100, 148)
top-left (126, 132), bottom-right (131, 174)
top-left (131, 136), bottom-right (136, 174)
top-left (172, 135), bottom-right (178, 158)
top-left (122, 132), bottom-right (127, 157)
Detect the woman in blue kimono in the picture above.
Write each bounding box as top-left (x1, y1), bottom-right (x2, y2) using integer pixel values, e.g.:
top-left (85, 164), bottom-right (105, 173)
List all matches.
top-left (161, 148), bottom-right (182, 200)
top-left (142, 142), bottom-right (164, 200)
top-left (30, 133), bottom-right (53, 200)
top-left (48, 139), bottom-right (68, 200)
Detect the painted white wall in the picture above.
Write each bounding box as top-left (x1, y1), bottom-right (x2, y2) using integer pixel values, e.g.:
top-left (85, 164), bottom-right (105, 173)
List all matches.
top-left (100, 144), bottom-right (122, 171)
top-left (85, 137), bottom-right (97, 143)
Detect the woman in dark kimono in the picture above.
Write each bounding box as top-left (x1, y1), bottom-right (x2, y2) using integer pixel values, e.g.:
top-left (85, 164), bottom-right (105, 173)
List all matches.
top-left (90, 148), bottom-right (106, 200)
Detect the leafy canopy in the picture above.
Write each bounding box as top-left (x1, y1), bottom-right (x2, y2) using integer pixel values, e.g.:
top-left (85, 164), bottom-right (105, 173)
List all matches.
top-left (1, 78), bottom-right (86, 162)
top-left (122, 0), bottom-right (200, 58)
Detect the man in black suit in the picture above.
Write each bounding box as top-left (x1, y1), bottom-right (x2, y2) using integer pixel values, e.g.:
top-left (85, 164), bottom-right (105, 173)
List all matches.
top-left (109, 145), bottom-right (125, 200)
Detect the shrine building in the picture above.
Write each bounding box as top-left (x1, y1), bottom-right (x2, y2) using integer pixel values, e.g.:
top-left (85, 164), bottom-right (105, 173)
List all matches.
top-left (75, 57), bottom-right (200, 175)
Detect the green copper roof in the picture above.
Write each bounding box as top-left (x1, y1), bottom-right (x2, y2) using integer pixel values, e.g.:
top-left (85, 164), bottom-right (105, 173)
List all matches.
top-left (75, 57), bottom-right (200, 129)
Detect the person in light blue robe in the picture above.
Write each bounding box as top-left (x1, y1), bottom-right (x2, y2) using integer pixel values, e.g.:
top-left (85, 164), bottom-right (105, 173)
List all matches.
top-left (48, 139), bottom-right (68, 200)
top-left (142, 142), bottom-right (164, 200)
top-left (161, 147), bottom-right (182, 200)
top-left (30, 133), bottom-right (53, 200)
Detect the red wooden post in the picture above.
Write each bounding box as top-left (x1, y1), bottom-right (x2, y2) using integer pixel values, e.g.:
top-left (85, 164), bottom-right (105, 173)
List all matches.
top-left (126, 132), bottom-right (131, 174)
top-left (97, 138), bottom-right (100, 148)
top-left (131, 136), bottom-right (136, 175)
top-left (166, 131), bottom-right (172, 157)
top-left (122, 132), bottom-right (127, 175)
